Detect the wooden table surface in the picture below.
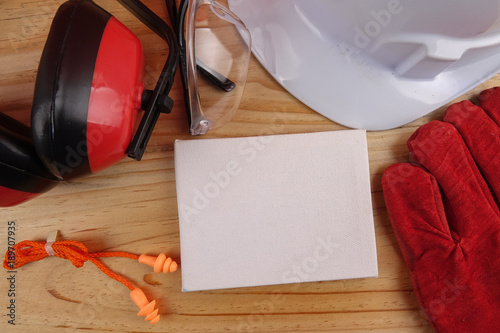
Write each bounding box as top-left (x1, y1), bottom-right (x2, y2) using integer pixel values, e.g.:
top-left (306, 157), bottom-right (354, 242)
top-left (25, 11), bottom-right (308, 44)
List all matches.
top-left (1, 1), bottom-right (498, 332)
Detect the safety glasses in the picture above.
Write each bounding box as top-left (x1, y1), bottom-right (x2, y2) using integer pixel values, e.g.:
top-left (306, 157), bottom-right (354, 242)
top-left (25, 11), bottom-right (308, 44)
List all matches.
top-left (118, 0), bottom-right (251, 158)
top-left (167, 0), bottom-right (252, 135)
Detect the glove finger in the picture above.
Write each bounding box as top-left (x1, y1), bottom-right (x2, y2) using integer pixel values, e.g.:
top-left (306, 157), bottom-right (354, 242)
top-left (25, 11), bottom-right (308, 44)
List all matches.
top-left (407, 121), bottom-right (499, 240)
top-left (382, 163), bottom-right (454, 272)
top-left (443, 100), bottom-right (500, 205)
top-left (478, 87), bottom-right (500, 127)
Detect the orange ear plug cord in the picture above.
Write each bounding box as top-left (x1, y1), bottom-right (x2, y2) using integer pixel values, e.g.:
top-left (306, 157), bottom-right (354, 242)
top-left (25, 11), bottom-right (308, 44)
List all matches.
top-left (3, 235), bottom-right (177, 324)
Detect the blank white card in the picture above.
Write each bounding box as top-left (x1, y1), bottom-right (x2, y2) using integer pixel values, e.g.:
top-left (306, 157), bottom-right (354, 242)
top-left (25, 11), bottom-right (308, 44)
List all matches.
top-left (174, 130), bottom-right (378, 291)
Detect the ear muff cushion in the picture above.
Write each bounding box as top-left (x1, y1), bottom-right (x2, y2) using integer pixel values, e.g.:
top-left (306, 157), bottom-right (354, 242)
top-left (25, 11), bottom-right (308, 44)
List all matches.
top-left (31, 0), bottom-right (111, 181)
top-left (0, 113), bottom-right (59, 197)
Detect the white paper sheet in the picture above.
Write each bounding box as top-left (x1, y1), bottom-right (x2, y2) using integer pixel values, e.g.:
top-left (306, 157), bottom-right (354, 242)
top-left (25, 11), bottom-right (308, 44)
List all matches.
top-left (175, 130), bottom-right (378, 291)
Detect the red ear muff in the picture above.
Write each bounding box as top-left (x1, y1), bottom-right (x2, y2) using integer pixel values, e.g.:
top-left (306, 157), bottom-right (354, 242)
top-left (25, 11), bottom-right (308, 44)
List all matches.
top-left (0, 114), bottom-right (60, 207)
top-left (1, 0), bottom-right (177, 207)
top-left (31, 0), bottom-right (144, 181)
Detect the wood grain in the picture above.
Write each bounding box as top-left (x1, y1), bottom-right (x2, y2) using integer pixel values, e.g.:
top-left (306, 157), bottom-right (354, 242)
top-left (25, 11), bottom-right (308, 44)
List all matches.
top-left (1, 1), bottom-right (499, 332)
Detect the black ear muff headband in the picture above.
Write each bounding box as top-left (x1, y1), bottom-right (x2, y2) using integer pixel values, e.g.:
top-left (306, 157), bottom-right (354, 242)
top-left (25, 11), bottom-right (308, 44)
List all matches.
top-left (0, 0), bottom-right (178, 207)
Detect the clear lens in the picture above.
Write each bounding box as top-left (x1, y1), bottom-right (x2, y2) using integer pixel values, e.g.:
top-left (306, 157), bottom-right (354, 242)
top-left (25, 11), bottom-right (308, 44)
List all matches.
top-left (186, 0), bottom-right (251, 135)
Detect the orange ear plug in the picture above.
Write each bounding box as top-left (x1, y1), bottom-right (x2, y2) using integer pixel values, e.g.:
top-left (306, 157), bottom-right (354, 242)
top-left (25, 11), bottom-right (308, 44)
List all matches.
top-left (130, 288), bottom-right (160, 324)
top-left (2, 233), bottom-right (180, 325)
top-left (138, 253), bottom-right (178, 273)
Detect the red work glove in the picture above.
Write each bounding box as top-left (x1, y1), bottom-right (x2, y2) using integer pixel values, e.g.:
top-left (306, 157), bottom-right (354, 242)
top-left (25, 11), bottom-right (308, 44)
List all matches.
top-left (382, 87), bottom-right (500, 332)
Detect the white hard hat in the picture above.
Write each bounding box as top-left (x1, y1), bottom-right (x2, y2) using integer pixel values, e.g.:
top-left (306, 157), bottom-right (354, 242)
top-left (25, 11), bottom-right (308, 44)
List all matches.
top-left (228, 0), bottom-right (500, 130)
